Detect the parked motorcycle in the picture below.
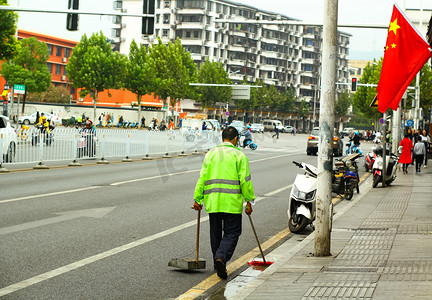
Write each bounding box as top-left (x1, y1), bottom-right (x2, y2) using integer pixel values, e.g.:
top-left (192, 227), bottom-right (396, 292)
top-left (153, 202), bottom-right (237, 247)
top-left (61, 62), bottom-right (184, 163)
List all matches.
top-left (332, 154), bottom-right (360, 200)
top-left (372, 147), bottom-right (399, 188)
top-left (364, 148), bottom-right (377, 172)
top-left (288, 161), bottom-right (322, 233)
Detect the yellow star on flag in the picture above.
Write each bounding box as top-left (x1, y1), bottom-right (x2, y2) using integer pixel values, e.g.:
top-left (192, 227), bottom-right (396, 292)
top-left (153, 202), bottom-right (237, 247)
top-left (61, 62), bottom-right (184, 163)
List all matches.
top-left (389, 18), bottom-right (400, 35)
top-left (391, 43), bottom-right (397, 48)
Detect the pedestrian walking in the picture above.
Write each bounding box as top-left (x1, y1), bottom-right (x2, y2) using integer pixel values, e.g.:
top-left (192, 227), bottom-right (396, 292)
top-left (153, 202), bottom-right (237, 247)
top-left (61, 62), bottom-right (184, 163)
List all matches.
top-left (192, 126), bottom-right (255, 280)
top-left (421, 129), bottom-right (429, 167)
top-left (414, 136), bottom-right (426, 174)
top-left (399, 133), bottom-right (413, 174)
top-left (272, 123), bottom-right (279, 139)
top-left (141, 116), bottom-right (146, 129)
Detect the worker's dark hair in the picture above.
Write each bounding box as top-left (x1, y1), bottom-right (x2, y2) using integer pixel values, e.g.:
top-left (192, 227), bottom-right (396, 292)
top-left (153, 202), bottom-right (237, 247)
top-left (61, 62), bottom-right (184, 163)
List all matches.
top-left (222, 126), bottom-right (239, 141)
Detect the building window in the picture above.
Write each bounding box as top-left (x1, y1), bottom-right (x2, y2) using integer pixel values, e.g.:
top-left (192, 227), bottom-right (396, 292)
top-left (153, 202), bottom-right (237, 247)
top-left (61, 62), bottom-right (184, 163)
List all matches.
top-left (47, 62), bottom-right (52, 73)
top-left (213, 48), bottom-right (217, 56)
top-left (164, 0), bottom-right (170, 8)
top-left (156, 14), bottom-right (160, 23)
top-left (162, 29), bottom-right (168, 36)
top-left (70, 86), bottom-right (75, 95)
top-left (56, 46), bottom-right (62, 57)
top-left (55, 64), bottom-right (61, 75)
top-left (47, 44), bottom-right (53, 55)
top-left (194, 31), bottom-right (199, 38)
top-left (163, 14), bottom-right (170, 24)
top-left (186, 31), bottom-right (191, 38)
top-left (157, 0), bottom-right (160, 9)
top-left (64, 48), bottom-right (71, 58)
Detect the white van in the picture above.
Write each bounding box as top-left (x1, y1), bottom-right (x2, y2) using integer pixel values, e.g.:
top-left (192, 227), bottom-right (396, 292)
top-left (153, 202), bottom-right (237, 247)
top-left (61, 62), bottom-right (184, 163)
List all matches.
top-left (262, 119), bottom-right (284, 132)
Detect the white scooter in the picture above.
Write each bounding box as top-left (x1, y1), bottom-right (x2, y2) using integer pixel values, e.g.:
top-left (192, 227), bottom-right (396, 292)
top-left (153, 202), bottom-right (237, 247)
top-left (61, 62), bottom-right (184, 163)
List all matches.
top-left (287, 161), bottom-right (318, 233)
top-left (372, 147), bottom-right (399, 188)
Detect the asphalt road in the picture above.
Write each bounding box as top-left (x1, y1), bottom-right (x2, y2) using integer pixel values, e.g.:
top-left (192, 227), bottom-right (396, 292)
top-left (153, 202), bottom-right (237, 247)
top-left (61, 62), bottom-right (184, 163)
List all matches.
top-left (0, 133), bottom-right (370, 299)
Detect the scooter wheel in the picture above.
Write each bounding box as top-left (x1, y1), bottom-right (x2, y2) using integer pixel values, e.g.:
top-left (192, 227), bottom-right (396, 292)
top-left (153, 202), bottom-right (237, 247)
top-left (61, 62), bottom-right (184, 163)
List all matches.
top-left (344, 185), bottom-right (354, 200)
top-left (250, 143), bottom-right (257, 150)
top-left (288, 214), bottom-right (308, 233)
top-left (372, 176), bottom-right (380, 188)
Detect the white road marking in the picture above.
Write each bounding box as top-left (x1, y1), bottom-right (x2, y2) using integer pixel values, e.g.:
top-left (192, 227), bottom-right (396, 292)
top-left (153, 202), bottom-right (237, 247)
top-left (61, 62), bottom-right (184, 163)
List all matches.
top-left (0, 186), bottom-right (100, 205)
top-left (0, 181), bottom-right (294, 297)
top-left (264, 184), bottom-right (293, 197)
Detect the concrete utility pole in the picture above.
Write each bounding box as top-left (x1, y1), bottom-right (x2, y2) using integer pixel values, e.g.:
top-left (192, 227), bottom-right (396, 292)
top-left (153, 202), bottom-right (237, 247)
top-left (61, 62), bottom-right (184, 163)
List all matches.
top-left (315, 0), bottom-right (338, 257)
top-left (392, 105), bottom-right (402, 152)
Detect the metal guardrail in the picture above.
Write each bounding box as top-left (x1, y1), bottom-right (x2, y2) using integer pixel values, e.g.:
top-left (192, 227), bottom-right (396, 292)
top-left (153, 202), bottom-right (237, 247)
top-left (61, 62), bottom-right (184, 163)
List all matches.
top-left (1, 128), bottom-right (221, 167)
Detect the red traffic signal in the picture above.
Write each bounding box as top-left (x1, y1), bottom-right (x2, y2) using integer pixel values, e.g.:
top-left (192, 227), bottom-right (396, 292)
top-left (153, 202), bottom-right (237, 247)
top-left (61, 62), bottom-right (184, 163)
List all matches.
top-left (351, 77), bottom-right (357, 92)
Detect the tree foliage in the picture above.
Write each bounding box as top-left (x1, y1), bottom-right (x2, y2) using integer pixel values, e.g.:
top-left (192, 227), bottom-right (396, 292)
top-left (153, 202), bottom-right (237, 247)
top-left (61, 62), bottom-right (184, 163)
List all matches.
top-left (42, 85), bottom-right (71, 103)
top-left (1, 37), bottom-right (51, 112)
top-left (0, 0), bottom-right (18, 60)
top-left (352, 59), bottom-right (382, 120)
top-left (196, 58), bottom-right (232, 109)
top-left (67, 31), bottom-right (126, 121)
top-left (148, 37), bottom-right (196, 114)
top-left (296, 99), bottom-right (310, 119)
top-left (335, 89), bottom-right (352, 118)
top-left (124, 39), bottom-right (157, 121)
top-left (419, 63), bottom-right (432, 114)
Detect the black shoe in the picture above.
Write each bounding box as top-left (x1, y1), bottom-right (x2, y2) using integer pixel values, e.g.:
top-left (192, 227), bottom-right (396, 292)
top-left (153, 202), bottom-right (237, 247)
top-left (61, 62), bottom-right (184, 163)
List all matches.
top-left (214, 259), bottom-right (227, 279)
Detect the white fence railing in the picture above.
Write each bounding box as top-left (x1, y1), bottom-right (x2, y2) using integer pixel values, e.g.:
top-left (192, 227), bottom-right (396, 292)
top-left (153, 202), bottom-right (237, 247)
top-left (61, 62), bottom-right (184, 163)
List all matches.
top-left (1, 128), bottom-right (221, 166)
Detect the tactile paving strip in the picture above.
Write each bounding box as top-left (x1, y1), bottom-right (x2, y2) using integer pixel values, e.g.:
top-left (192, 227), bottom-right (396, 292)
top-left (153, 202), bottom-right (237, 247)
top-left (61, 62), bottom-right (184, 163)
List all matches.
top-left (380, 260), bottom-right (432, 281)
top-left (301, 186), bottom-right (413, 299)
top-left (397, 224), bottom-right (432, 234)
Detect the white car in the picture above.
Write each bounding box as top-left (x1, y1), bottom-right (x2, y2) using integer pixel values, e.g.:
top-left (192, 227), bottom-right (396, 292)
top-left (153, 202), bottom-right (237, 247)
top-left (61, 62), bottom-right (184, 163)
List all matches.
top-left (250, 123), bottom-right (264, 133)
top-left (282, 125), bottom-right (293, 133)
top-left (19, 112), bottom-right (61, 125)
top-left (0, 115), bottom-right (17, 163)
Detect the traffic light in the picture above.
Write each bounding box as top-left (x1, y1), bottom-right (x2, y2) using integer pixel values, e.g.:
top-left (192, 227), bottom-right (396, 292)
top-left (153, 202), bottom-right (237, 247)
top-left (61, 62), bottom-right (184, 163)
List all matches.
top-left (142, 0), bottom-right (155, 35)
top-left (351, 77), bottom-right (357, 92)
top-left (66, 0), bottom-right (79, 31)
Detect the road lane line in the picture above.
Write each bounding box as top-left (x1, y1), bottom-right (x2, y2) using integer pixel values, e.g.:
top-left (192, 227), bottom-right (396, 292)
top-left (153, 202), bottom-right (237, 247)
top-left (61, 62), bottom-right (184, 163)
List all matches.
top-left (0, 179), bottom-right (294, 297)
top-left (0, 186), bottom-right (100, 205)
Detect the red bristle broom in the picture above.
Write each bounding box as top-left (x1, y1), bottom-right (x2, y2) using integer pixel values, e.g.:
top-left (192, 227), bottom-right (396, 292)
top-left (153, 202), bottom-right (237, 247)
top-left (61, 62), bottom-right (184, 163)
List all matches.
top-left (247, 214), bottom-right (273, 266)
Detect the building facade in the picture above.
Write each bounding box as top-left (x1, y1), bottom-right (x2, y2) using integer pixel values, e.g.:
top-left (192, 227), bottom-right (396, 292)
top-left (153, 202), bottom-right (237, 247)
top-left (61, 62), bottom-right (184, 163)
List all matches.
top-left (114, 0), bottom-right (351, 129)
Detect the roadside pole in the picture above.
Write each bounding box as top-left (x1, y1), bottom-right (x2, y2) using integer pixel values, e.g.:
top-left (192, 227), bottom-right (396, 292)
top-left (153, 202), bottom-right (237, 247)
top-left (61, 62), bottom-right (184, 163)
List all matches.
top-left (382, 112), bottom-right (387, 187)
top-left (392, 104), bottom-right (402, 152)
top-left (315, 0), bottom-right (338, 257)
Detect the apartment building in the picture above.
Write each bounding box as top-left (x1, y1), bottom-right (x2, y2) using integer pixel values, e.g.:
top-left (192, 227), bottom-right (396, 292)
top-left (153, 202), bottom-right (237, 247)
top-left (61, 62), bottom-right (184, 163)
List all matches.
top-left (113, 0), bottom-right (351, 129)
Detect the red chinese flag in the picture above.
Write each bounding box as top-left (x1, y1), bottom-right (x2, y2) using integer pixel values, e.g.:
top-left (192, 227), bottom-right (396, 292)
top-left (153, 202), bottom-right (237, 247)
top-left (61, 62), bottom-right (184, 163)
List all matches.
top-left (377, 4), bottom-right (432, 113)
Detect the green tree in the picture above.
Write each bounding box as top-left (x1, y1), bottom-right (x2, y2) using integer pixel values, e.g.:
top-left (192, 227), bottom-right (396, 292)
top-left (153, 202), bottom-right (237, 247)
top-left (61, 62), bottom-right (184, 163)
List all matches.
top-left (419, 63), bottom-right (432, 115)
top-left (279, 88), bottom-right (296, 114)
top-left (42, 85), bottom-right (71, 103)
top-left (197, 58), bottom-right (232, 113)
top-left (352, 59), bottom-right (383, 121)
top-left (267, 85), bottom-right (284, 112)
top-left (335, 90), bottom-right (352, 118)
top-left (0, 0), bottom-right (18, 60)
top-left (148, 37), bottom-right (196, 122)
top-left (124, 39), bottom-right (157, 123)
top-left (67, 31), bottom-right (127, 121)
top-left (297, 99), bottom-right (310, 119)
top-left (1, 37), bottom-right (51, 113)
top-left (249, 79), bottom-right (266, 122)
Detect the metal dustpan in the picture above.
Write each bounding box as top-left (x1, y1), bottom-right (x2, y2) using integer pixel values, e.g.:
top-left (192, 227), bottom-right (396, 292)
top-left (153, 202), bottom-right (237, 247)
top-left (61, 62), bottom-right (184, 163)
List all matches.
top-left (168, 209), bottom-right (206, 270)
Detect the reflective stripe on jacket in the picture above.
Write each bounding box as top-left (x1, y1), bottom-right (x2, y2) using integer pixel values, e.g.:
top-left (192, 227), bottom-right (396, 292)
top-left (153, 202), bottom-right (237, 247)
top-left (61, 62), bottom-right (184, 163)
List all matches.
top-left (194, 142), bottom-right (255, 214)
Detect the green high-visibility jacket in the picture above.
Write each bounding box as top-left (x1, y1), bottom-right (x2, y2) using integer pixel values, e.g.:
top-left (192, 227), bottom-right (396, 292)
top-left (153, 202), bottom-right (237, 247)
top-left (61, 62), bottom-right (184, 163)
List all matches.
top-left (194, 142), bottom-right (255, 214)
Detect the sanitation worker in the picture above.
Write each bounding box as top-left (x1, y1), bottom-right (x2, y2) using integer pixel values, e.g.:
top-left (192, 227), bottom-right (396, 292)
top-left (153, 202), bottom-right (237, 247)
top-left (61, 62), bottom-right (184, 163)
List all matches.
top-left (192, 126), bottom-right (256, 279)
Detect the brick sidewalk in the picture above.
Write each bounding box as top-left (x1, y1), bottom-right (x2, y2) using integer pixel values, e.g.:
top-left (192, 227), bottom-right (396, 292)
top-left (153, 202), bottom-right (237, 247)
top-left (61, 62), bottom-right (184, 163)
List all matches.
top-left (232, 168), bottom-right (432, 299)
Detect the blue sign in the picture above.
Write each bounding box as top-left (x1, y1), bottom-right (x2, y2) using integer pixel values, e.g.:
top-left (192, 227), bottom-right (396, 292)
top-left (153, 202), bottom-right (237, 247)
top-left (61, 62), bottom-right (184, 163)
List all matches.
top-left (406, 119), bottom-right (414, 127)
top-left (379, 118), bottom-right (384, 124)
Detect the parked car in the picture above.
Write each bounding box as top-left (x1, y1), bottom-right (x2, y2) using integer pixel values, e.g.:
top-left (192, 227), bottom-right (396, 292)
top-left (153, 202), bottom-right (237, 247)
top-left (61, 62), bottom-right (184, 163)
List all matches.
top-left (0, 115), bottom-right (17, 163)
top-left (282, 125), bottom-right (293, 133)
top-left (204, 119), bottom-right (221, 131)
top-left (306, 127), bottom-right (343, 156)
top-left (262, 119), bottom-right (284, 132)
top-left (341, 127), bottom-right (356, 137)
top-left (19, 112), bottom-right (61, 125)
top-left (250, 123), bottom-right (264, 133)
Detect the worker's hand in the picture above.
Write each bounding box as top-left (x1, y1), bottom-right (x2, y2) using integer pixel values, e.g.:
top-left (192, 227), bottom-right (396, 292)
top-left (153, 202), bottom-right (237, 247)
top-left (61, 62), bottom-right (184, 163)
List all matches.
top-left (245, 202), bottom-right (253, 215)
top-left (192, 201), bottom-right (202, 211)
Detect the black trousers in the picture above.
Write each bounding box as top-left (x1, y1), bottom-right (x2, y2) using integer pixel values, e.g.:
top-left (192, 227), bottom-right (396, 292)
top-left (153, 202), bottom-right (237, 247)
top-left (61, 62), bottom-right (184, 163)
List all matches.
top-left (415, 154), bottom-right (424, 172)
top-left (209, 213), bottom-right (242, 265)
